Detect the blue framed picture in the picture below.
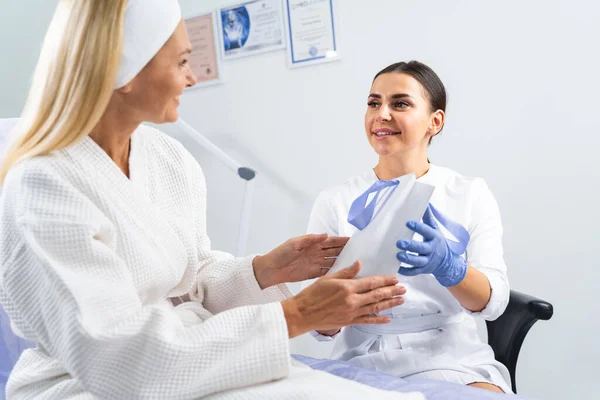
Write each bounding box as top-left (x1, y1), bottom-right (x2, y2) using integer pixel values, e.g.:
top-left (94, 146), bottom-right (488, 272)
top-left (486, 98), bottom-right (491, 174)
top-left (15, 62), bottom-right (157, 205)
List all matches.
top-left (222, 7), bottom-right (250, 51)
top-left (218, 0), bottom-right (286, 60)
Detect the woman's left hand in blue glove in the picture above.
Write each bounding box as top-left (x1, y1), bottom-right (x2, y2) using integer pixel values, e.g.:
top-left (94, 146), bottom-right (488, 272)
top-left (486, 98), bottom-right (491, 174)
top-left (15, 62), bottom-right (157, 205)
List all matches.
top-left (396, 207), bottom-right (468, 287)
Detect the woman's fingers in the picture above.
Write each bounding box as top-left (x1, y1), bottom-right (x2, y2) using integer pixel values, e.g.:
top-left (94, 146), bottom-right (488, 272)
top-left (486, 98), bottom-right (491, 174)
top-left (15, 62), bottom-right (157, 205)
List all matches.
top-left (396, 239), bottom-right (432, 255)
top-left (327, 260), bottom-right (361, 279)
top-left (311, 247), bottom-right (344, 268)
top-left (319, 236), bottom-right (350, 249)
top-left (293, 234), bottom-right (348, 252)
top-left (397, 266), bottom-right (426, 276)
top-left (358, 296), bottom-right (405, 317)
top-left (319, 247), bottom-right (343, 259)
top-left (320, 258), bottom-right (336, 268)
top-left (301, 267), bottom-right (410, 331)
top-left (293, 233), bottom-right (328, 249)
top-left (406, 220), bottom-right (437, 240)
top-left (352, 314), bottom-right (392, 325)
top-left (422, 207), bottom-right (439, 230)
top-left (357, 284), bottom-right (405, 305)
top-left (352, 274), bottom-right (399, 293)
top-left (396, 252), bottom-right (429, 267)
top-left (304, 266), bottom-right (330, 279)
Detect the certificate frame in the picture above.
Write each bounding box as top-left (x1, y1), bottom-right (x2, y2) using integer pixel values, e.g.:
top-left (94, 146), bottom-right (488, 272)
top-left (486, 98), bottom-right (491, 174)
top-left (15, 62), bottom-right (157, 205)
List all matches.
top-left (217, 0), bottom-right (287, 61)
top-left (184, 10), bottom-right (223, 90)
top-left (284, 0), bottom-right (341, 68)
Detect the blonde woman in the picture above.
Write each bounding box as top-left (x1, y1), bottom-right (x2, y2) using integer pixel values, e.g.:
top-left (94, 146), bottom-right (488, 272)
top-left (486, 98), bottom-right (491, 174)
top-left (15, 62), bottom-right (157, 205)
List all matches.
top-left (0, 1), bottom-right (423, 399)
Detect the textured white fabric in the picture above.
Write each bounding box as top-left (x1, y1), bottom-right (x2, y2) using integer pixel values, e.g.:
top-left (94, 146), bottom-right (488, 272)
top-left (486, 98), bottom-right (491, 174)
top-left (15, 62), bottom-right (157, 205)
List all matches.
top-left (0, 125), bottom-right (424, 400)
top-left (116, 0), bottom-right (182, 88)
top-left (306, 164), bottom-right (512, 393)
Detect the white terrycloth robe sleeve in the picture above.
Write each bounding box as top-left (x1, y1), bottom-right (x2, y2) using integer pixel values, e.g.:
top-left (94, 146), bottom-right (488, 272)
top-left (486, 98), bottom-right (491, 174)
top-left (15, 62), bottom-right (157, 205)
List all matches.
top-left (0, 164), bottom-right (291, 399)
top-left (463, 179), bottom-right (510, 320)
top-left (176, 143), bottom-right (293, 312)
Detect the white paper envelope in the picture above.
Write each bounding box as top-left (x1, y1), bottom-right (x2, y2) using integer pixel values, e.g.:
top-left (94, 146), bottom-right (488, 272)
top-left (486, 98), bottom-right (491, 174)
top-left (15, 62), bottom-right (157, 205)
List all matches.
top-left (327, 173), bottom-right (434, 278)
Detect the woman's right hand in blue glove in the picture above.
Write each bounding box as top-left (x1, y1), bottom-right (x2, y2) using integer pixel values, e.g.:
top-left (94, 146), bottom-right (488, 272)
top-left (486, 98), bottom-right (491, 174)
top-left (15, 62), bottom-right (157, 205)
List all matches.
top-left (396, 207), bottom-right (468, 287)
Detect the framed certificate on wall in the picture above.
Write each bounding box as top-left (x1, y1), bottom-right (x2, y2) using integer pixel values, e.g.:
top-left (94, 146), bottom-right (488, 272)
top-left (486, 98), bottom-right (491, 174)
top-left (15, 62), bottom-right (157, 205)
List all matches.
top-left (285, 0), bottom-right (340, 68)
top-left (184, 11), bottom-right (222, 88)
top-left (218, 0), bottom-right (287, 60)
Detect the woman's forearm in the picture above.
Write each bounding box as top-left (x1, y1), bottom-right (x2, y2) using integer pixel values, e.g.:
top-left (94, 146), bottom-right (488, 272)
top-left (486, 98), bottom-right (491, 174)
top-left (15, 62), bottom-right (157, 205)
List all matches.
top-left (447, 265), bottom-right (491, 312)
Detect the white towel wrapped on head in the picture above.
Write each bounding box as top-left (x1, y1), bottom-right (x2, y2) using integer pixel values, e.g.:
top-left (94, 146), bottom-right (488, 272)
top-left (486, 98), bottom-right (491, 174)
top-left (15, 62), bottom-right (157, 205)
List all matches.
top-left (115, 0), bottom-right (182, 88)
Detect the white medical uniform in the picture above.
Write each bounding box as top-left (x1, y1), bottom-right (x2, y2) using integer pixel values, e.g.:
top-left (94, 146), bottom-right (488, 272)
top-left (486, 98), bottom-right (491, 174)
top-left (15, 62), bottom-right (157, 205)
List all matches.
top-left (307, 164), bottom-right (512, 393)
top-left (0, 126), bottom-right (424, 400)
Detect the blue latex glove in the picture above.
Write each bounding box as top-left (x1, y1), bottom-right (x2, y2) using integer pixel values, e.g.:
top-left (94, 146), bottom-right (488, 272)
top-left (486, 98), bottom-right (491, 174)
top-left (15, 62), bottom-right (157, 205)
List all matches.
top-left (396, 207), bottom-right (468, 287)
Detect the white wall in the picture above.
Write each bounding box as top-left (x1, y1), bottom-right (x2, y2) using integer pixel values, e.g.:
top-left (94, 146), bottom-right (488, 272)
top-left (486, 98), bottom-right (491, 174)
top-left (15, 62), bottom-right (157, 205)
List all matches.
top-left (0, 0), bottom-right (56, 118)
top-left (1, 1), bottom-right (598, 399)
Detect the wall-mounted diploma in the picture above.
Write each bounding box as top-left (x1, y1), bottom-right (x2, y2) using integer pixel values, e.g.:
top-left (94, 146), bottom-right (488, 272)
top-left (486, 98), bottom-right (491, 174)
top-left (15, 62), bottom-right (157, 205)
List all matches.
top-left (285, 0), bottom-right (340, 68)
top-left (218, 0), bottom-right (287, 60)
top-left (185, 12), bottom-right (222, 88)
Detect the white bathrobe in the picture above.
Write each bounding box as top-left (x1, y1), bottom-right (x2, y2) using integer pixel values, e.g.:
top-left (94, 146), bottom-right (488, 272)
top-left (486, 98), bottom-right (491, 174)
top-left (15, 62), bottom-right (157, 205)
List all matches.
top-left (307, 165), bottom-right (512, 393)
top-left (0, 126), bottom-right (423, 400)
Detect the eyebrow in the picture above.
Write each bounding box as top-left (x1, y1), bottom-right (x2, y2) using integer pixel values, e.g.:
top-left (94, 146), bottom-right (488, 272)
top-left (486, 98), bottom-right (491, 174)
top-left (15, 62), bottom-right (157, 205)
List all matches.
top-left (368, 93), bottom-right (415, 100)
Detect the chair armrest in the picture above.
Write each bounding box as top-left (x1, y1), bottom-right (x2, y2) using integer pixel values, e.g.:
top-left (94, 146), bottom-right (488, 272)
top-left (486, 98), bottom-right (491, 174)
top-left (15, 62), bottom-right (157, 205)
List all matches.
top-left (512, 290), bottom-right (553, 321)
top-left (486, 290), bottom-right (553, 393)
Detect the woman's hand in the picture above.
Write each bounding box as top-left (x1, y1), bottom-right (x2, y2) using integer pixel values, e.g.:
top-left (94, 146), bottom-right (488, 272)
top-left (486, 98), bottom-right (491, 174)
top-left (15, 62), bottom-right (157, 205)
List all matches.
top-left (397, 207), bottom-right (493, 311)
top-left (253, 234), bottom-right (349, 289)
top-left (281, 261), bottom-right (406, 338)
top-left (396, 207), bottom-right (468, 287)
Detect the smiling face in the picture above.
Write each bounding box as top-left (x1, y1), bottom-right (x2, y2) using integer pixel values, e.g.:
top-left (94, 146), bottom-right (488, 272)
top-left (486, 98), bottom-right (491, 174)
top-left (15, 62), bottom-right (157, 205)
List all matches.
top-left (119, 20), bottom-right (197, 124)
top-left (364, 72), bottom-right (444, 158)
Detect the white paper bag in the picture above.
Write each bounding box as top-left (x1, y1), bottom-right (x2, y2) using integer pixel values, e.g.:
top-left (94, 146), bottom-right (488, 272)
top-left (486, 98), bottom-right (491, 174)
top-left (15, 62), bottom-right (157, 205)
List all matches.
top-left (327, 173), bottom-right (434, 278)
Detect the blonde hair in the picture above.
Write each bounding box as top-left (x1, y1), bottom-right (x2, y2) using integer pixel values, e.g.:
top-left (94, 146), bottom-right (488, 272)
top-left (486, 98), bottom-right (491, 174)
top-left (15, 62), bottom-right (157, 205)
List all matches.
top-left (0, 0), bottom-right (128, 184)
